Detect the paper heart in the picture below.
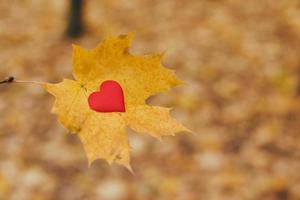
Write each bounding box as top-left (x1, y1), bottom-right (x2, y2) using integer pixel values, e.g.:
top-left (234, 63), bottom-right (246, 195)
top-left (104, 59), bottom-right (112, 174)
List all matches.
top-left (88, 80), bottom-right (125, 112)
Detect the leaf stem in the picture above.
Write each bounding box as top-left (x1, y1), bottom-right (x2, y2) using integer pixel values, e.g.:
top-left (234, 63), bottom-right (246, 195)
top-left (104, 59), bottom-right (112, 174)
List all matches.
top-left (0, 76), bottom-right (46, 85)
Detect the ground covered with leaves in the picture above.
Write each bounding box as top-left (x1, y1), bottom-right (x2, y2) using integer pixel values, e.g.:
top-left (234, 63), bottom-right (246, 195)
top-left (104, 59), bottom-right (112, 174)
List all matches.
top-left (0, 0), bottom-right (300, 199)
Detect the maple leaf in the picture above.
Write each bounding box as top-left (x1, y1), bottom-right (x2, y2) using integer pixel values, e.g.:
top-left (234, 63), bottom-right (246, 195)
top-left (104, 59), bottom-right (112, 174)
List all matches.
top-left (45, 34), bottom-right (189, 170)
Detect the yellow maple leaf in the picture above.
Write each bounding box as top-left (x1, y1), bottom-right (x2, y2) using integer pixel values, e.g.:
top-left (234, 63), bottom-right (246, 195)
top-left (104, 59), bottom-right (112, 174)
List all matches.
top-left (45, 34), bottom-right (189, 170)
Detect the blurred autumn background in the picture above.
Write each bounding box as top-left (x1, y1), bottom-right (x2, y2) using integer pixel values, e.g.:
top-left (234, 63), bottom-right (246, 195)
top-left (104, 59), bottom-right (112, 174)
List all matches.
top-left (1, 0), bottom-right (300, 199)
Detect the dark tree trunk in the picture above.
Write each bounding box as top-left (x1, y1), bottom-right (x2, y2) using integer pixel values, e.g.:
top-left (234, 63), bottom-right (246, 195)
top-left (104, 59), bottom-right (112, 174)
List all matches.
top-left (66, 0), bottom-right (84, 38)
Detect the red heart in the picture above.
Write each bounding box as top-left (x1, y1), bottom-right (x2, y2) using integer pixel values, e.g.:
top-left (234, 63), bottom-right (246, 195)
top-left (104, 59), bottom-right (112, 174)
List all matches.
top-left (88, 80), bottom-right (125, 112)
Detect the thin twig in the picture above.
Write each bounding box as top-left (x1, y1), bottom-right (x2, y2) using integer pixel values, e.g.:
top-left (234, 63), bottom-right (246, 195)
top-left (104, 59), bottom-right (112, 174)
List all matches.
top-left (0, 76), bottom-right (14, 84)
